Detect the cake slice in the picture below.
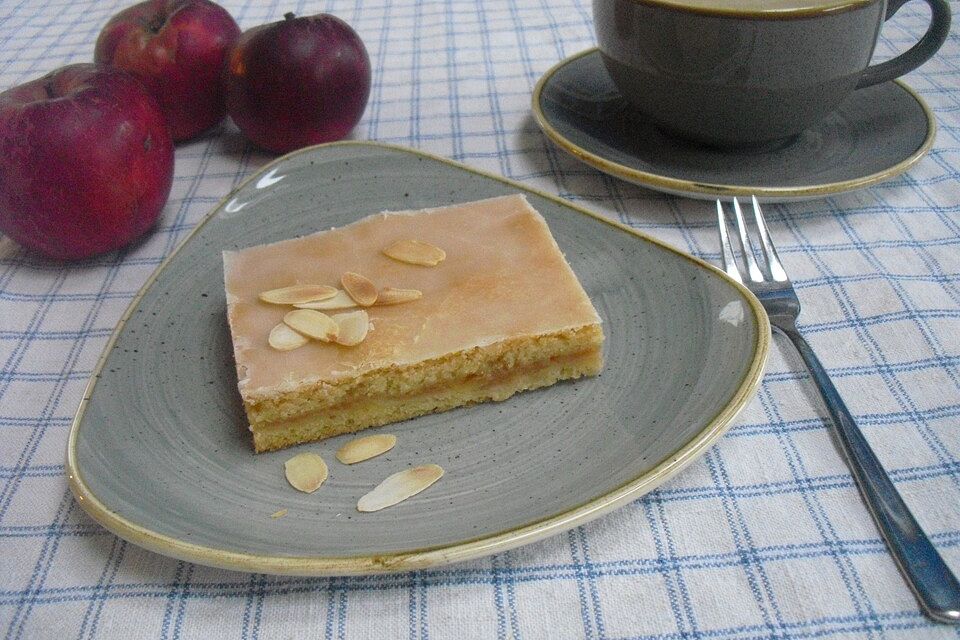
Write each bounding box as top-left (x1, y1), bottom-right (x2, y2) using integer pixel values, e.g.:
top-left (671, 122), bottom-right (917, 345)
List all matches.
top-left (223, 194), bottom-right (604, 453)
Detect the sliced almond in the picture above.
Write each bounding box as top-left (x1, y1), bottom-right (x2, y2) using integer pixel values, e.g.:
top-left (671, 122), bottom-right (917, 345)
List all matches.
top-left (268, 323), bottom-right (308, 351)
top-left (342, 272), bottom-right (378, 306)
top-left (382, 240), bottom-right (446, 266)
top-left (375, 287), bottom-right (423, 306)
top-left (331, 310), bottom-right (369, 346)
top-left (284, 309), bottom-right (338, 342)
top-left (284, 452), bottom-right (328, 493)
top-left (357, 464), bottom-right (444, 512)
top-left (336, 434), bottom-right (397, 464)
top-left (259, 284), bottom-right (337, 305)
top-left (270, 508), bottom-right (288, 519)
top-left (294, 290), bottom-right (358, 311)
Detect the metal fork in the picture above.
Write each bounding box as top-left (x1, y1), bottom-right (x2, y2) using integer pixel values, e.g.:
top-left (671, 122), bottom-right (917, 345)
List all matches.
top-left (717, 196), bottom-right (960, 624)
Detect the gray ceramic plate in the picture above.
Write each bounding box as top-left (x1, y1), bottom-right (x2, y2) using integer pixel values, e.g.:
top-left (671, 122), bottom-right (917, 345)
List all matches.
top-left (67, 142), bottom-right (769, 575)
top-left (533, 49), bottom-right (936, 202)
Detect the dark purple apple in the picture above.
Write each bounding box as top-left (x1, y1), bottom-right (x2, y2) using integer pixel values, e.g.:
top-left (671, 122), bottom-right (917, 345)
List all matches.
top-left (0, 64), bottom-right (174, 261)
top-left (95, 0), bottom-right (240, 141)
top-left (224, 12), bottom-right (371, 153)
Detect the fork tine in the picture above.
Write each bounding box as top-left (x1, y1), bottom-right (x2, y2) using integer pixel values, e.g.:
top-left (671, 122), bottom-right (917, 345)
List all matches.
top-left (716, 200), bottom-right (743, 284)
top-left (731, 198), bottom-right (765, 282)
top-left (750, 196), bottom-right (788, 282)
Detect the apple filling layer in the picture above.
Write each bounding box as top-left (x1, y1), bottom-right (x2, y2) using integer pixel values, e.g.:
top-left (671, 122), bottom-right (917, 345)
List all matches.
top-left (249, 325), bottom-right (603, 452)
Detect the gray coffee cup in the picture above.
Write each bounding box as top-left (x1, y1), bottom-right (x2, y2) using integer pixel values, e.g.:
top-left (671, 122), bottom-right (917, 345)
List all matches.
top-left (594, 0), bottom-right (951, 147)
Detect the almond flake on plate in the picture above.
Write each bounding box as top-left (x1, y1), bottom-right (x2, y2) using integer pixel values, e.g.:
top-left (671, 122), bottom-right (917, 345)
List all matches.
top-left (342, 272), bottom-right (378, 306)
top-left (331, 310), bottom-right (370, 346)
top-left (382, 240), bottom-right (446, 266)
top-left (268, 323), bottom-right (308, 351)
top-left (270, 509), bottom-right (288, 519)
top-left (357, 464), bottom-right (444, 512)
top-left (375, 287), bottom-right (422, 306)
top-left (284, 309), bottom-right (338, 342)
top-left (336, 434), bottom-right (397, 464)
top-left (294, 290), bottom-right (358, 311)
top-left (259, 284), bottom-right (337, 305)
top-left (284, 453), bottom-right (328, 493)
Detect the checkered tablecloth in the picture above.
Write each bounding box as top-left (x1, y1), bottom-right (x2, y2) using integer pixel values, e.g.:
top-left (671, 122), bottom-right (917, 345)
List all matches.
top-left (1, 0), bottom-right (959, 638)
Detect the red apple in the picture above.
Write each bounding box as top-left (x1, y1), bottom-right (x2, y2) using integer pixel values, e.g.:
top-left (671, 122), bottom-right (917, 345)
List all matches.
top-left (94, 0), bottom-right (240, 141)
top-left (224, 12), bottom-right (370, 154)
top-left (0, 64), bottom-right (174, 261)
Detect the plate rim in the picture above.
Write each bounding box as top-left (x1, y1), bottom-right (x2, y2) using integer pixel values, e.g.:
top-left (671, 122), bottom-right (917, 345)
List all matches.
top-left (531, 48), bottom-right (937, 201)
top-left (66, 140), bottom-right (770, 576)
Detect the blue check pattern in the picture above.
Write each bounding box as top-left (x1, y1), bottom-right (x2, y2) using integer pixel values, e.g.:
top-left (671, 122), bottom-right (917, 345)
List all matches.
top-left (1, 0), bottom-right (959, 638)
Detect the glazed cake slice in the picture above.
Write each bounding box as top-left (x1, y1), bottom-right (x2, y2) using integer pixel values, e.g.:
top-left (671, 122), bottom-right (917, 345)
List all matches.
top-left (223, 194), bottom-right (604, 453)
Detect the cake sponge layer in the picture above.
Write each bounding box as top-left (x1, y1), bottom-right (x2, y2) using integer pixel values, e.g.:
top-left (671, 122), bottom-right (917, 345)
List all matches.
top-left (251, 324), bottom-right (603, 453)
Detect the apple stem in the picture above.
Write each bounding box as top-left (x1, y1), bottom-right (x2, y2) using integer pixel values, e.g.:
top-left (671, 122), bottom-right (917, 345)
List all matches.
top-left (146, 14), bottom-right (166, 33)
top-left (284, 12), bottom-right (296, 20)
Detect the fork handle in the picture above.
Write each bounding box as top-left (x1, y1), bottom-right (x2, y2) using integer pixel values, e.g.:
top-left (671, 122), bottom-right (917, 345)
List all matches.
top-left (777, 324), bottom-right (960, 624)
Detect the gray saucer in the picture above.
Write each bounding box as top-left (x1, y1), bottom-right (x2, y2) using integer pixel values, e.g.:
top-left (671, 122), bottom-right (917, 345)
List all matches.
top-left (532, 49), bottom-right (936, 202)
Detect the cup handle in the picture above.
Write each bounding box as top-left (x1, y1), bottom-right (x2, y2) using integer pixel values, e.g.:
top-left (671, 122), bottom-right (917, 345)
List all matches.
top-left (856, 0), bottom-right (951, 88)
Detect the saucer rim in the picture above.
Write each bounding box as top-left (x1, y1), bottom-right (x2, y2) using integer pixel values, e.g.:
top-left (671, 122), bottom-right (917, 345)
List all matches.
top-left (532, 47), bottom-right (937, 200)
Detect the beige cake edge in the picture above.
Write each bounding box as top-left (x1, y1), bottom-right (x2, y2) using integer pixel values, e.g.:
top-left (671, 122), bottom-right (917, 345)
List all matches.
top-left (247, 323), bottom-right (603, 453)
